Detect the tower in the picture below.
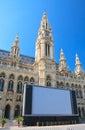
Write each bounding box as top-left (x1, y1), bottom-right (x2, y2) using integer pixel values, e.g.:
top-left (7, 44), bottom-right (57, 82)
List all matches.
top-left (9, 35), bottom-right (20, 60)
top-left (75, 54), bottom-right (84, 76)
top-left (58, 49), bottom-right (70, 73)
top-left (35, 12), bottom-right (56, 86)
top-left (35, 12), bottom-right (54, 62)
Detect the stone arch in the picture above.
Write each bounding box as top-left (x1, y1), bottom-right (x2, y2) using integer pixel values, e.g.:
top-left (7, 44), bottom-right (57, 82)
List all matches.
top-left (5, 104), bottom-right (10, 119)
top-left (71, 83), bottom-right (74, 88)
top-left (9, 74), bottom-right (15, 80)
top-left (60, 81), bottom-right (64, 87)
top-left (24, 76), bottom-right (29, 82)
top-left (75, 84), bottom-right (78, 88)
top-left (0, 72), bottom-right (6, 78)
top-left (18, 75), bottom-right (23, 81)
top-left (30, 77), bottom-right (35, 84)
top-left (66, 82), bottom-right (70, 87)
top-left (79, 84), bottom-right (81, 88)
top-left (56, 81), bottom-right (60, 86)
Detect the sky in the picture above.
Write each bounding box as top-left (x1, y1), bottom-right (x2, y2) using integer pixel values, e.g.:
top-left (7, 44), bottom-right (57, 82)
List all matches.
top-left (0, 0), bottom-right (85, 71)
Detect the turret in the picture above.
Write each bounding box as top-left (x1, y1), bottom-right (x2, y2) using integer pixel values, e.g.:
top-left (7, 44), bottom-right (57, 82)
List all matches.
top-left (58, 49), bottom-right (70, 72)
top-left (9, 35), bottom-right (20, 60)
top-left (75, 54), bottom-right (84, 76)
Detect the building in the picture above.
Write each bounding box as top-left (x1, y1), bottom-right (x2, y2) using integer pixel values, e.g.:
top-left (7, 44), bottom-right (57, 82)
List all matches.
top-left (0, 12), bottom-right (85, 119)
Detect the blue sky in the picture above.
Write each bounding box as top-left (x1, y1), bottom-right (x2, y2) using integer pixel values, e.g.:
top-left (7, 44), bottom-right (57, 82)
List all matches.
top-left (0, 0), bottom-right (85, 71)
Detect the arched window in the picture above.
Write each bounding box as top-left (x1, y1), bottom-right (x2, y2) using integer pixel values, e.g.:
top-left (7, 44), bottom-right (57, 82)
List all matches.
top-left (5, 104), bottom-right (10, 119)
top-left (0, 72), bottom-right (5, 78)
top-left (8, 80), bottom-right (14, 91)
top-left (46, 75), bottom-right (51, 86)
top-left (0, 79), bottom-right (4, 90)
top-left (75, 84), bottom-right (78, 88)
top-left (24, 76), bottom-right (29, 82)
top-left (30, 77), bottom-right (35, 84)
top-left (16, 81), bottom-right (22, 93)
top-left (56, 81), bottom-right (59, 86)
top-left (45, 43), bottom-right (50, 57)
top-left (18, 75), bottom-right (23, 81)
top-left (9, 74), bottom-right (15, 79)
top-left (66, 82), bottom-right (69, 87)
top-left (60, 82), bottom-right (64, 87)
top-left (71, 83), bottom-right (74, 88)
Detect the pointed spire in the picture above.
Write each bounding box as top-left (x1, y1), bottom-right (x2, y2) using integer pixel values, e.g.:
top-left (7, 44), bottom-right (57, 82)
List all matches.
top-left (75, 54), bottom-right (84, 75)
top-left (58, 49), bottom-right (69, 72)
top-left (76, 53), bottom-right (81, 65)
top-left (60, 49), bottom-right (66, 61)
top-left (40, 11), bottom-right (51, 30)
top-left (9, 35), bottom-right (20, 60)
top-left (12, 35), bottom-right (19, 47)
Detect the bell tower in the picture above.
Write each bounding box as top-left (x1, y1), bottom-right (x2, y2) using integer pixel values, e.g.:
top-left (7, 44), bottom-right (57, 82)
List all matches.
top-left (35, 12), bottom-right (54, 62)
top-left (35, 12), bottom-right (56, 87)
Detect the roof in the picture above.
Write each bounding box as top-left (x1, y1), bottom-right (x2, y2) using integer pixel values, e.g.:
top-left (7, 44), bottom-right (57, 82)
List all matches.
top-left (0, 49), bottom-right (35, 64)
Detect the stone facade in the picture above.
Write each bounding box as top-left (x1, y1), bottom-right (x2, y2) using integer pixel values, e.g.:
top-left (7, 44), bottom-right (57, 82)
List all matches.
top-left (0, 12), bottom-right (85, 119)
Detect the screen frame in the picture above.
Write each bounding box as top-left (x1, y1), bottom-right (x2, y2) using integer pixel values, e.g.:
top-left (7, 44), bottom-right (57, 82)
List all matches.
top-left (23, 84), bottom-right (78, 116)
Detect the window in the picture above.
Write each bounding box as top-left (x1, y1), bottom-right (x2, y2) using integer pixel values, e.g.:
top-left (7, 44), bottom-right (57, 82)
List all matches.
top-left (24, 76), bottom-right (29, 82)
top-left (30, 77), bottom-right (35, 84)
top-left (8, 80), bottom-right (13, 91)
top-left (18, 75), bottom-right (23, 81)
top-left (46, 75), bottom-right (51, 86)
top-left (45, 43), bottom-right (50, 57)
top-left (16, 81), bottom-right (22, 93)
top-left (0, 79), bottom-right (4, 90)
top-left (9, 74), bottom-right (15, 79)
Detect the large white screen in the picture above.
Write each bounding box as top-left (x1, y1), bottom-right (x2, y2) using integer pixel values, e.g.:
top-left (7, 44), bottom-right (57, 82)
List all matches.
top-left (32, 86), bottom-right (72, 115)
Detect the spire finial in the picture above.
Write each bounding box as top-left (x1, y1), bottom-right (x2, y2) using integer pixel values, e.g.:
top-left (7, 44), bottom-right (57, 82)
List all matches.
top-left (75, 53), bottom-right (84, 75)
top-left (58, 49), bottom-right (70, 72)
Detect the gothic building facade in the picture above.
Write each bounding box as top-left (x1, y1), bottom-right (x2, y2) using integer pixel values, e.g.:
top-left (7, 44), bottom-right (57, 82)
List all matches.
top-left (0, 12), bottom-right (85, 119)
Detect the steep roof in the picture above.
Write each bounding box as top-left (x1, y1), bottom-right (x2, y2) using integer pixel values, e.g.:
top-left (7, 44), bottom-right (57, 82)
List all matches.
top-left (0, 49), bottom-right (35, 64)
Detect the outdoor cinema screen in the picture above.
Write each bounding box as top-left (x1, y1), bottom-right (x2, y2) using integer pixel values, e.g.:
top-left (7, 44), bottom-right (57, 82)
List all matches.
top-left (23, 85), bottom-right (72, 116)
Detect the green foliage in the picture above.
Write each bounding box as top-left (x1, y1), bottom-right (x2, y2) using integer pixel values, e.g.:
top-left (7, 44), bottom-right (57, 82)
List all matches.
top-left (0, 118), bottom-right (6, 125)
top-left (15, 116), bottom-right (23, 123)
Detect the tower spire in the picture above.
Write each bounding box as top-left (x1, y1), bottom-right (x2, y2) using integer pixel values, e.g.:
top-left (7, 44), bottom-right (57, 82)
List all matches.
top-left (9, 35), bottom-right (20, 60)
top-left (35, 12), bottom-right (54, 62)
top-left (40, 11), bottom-right (51, 30)
top-left (58, 49), bottom-right (69, 72)
top-left (75, 54), bottom-right (84, 76)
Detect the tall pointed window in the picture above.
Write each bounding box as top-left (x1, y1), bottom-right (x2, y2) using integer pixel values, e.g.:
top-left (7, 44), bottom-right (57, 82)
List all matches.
top-left (0, 79), bottom-right (4, 91)
top-left (16, 81), bottom-right (22, 93)
top-left (45, 43), bottom-right (50, 57)
top-left (8, 80), bottom-right (13, 91)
